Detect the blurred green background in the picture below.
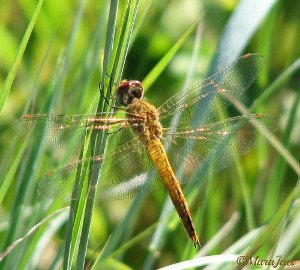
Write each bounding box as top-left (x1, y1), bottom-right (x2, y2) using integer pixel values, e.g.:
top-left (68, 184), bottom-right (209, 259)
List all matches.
top-left (0, 0), bottom-right (299, 269)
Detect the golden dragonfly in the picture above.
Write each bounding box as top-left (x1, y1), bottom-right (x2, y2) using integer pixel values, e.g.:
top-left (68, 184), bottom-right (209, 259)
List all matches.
top-left (14, 53), bottom-right (276, 247)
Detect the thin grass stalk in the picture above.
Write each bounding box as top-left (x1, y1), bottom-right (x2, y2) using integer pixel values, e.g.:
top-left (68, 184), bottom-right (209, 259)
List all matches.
top-left (0, 37), bottom-right (53, 270)
top-left (2, 42), bottom-right (71, 268)
top-left (50, 1), bottom-right (90, 269)
top-left (99, 0), bottom-right (119, 108)
top-left (208, 0), bottom-right (278, 73)
top-left (69, 2), bottom-right (107, 114)
top-left (75, 1), bottom-right (139, 268)
top-left (235, 180), bottom-right (300, 270)
top-left (143, 23), bottom-right (202, 269)
top-left (231, 93), bottom-right (300, 176)
top-left (235, 158), bottom-right (255, 230)
top-left (60, 15), bottom-right (109, 260)
top-left (0, 36), bottom-right (53, 204)
top-left (262, 87), bottom-right (300, 220)
top-left (89, 0), bottom-right (142, 261)
top-left (74, 9), bottom-right (119, 270)
top-left (250, 57), bottom-right (300, 111)
top-left (0, 0), bottom-right (44, 113)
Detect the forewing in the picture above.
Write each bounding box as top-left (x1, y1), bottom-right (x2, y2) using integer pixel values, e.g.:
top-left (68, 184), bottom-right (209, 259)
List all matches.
top-left (158, 54), bottom-right (265, 127)
top-left (13, 113), bottom-right (139, 149)
top-left (162, 114), bottom-right (277, 184)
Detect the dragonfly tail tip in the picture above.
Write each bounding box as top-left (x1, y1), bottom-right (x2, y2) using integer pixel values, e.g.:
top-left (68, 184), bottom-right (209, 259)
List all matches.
top-left (194, 241), bottom-right (201, 249)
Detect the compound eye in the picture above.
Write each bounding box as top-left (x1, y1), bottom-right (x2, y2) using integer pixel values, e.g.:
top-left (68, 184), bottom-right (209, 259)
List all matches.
top-left (116, 80), bottom-right (130, 106)
top-left (115, 80), bottom-right (144, 106)
top-left (130, 81), bottom-right (144, 100)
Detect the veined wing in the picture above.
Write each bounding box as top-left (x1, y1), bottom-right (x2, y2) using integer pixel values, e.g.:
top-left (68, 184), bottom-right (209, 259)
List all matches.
top-left (158, 53), bottom-right (265, 127)
top-left (161, 114), bottom-right (277, 184)
top-left (38, 126), bottom-right (163, 201)
top-left (13, 112), bottom-right (143, 149)
top-left (37, 114), bottom-right (277, 201)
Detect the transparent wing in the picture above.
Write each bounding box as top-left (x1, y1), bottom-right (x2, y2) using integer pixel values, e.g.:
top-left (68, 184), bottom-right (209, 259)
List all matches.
top-left (98, 125), bottom-right (163, 200)
top-left (38, 128), bottom-right (164, 201)
top-left (13, 112), bottom-right (143, 149)
top-left (162, 114), bottom-right (277, 184)
top-left (158, 53), bottom-right (265, 127)
top-left (37, 114), bottom-right (276, 201)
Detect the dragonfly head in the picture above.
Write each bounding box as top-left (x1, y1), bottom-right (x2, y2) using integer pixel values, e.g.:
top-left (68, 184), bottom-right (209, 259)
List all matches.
top-left (116, 80), bottom-right (144, 106)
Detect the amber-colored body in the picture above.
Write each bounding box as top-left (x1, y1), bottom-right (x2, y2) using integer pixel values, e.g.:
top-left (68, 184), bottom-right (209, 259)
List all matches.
top-left (127, 99), bottom-right (200, 247)
top-left (17, 55), bottom-right (268, 248)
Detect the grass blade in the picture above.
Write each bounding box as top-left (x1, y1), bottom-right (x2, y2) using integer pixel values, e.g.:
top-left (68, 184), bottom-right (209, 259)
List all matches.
top-left (210, 0), bottom-right (278, 72)
top-left (74, 2), bottom-right (140, 269)
top-left (0, 0), bottom-right (44, 113)
top-left (142, 19), bottom-right (200, 92)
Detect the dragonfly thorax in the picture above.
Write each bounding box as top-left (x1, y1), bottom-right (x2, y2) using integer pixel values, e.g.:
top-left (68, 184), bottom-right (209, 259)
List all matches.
top-left (126, 100), bottom-right (163, 145)
top-left (116, 80), bottom-right (144, 107)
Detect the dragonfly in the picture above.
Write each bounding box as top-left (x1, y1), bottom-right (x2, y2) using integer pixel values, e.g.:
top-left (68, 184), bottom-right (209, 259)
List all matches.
top-left (14, 53), bottom-right (276, 247)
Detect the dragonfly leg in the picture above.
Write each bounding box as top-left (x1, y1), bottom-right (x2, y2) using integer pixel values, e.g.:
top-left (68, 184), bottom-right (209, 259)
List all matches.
top-left (99, 81), bottom-right (126, 112)
top-left (107, 123), bottom-right (126, 135)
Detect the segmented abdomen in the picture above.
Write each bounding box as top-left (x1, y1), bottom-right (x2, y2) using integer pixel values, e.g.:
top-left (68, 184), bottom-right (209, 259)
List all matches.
top-left (146, 139), bottom-right (200, 246)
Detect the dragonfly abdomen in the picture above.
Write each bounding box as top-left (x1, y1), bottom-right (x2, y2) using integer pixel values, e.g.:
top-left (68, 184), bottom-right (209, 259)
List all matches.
top-left (146, 139), bottom-right (200, 247)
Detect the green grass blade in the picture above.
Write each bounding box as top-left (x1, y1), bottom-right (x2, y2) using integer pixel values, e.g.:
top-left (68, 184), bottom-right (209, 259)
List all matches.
top-left (142, 19), bottom-right (200, 92)
top-left (0, 35), bottom-right (53, 206)
top-left (98, 0), bottom-right (119, 107)
top-left (262, 88), bottom-right (300, 219)
top-left (110, 0), bottom-right (140, 83)
top-left (235, 180), bottom-right (300, 270)
top-left (91, 224), bottom-right (156, 269)
top-left (228, 94), bottom-right (300, 176)
top-left (0, 0), bottom-right (44, 113)
top-left (210, 0), bottom-right (278, 72)
top-left (143, 23), bottom-right (203, 268)
top-left (74, 2), bottom-right (139, 269)
top-left (95, 194), bottom-right (148, 261)
top-left (130, 0), bottom-right (155, 45)
top-left (0, 207), bottom-right (68, 262)
top-left (0, 141), bottom-right (27, 204)
top-left (250, 57), bottom-right (300, 111)
top-left (13, 207), bottom-right (69, 269)
top-left (90, 236), bottom-right (111, 270)
top-left (62, 1), bottom-right (106, 268)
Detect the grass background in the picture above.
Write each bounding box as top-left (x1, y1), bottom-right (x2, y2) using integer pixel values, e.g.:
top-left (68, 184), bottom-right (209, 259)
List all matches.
top-left (0, 0), bottom-right (300, 269)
